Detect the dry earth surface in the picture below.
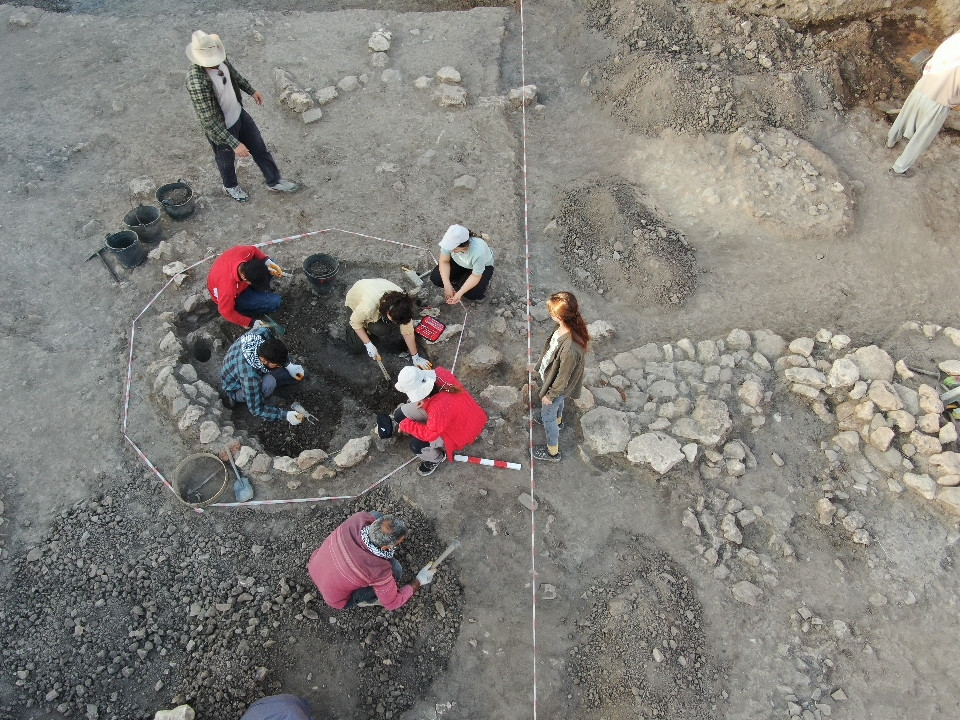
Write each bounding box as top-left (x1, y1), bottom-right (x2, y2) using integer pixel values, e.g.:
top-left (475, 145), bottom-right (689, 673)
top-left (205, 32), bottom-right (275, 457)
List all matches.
top-left (2, 0), bottom-right (960, 719)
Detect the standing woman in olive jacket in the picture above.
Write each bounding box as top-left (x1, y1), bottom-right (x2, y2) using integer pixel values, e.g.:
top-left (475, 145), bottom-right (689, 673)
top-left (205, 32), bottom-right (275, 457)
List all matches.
top-left (533, 291), bottom-right (590, 462)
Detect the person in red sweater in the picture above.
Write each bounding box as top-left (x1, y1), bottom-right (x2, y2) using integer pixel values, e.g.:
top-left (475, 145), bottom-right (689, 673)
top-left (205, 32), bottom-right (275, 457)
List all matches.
top-left (392, 366), bottom-right (488, 476)
top-left (308, 511), bottom-right (436, 610)
top-left (207, 245), bottom-right (284, 327)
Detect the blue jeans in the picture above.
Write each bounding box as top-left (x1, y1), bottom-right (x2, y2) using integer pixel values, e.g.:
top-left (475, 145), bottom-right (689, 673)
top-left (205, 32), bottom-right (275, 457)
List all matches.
top-left (541, 395), bottom-right (565, 447)
top-left (345, 559), bottom-right (402, 608)
top-left (235, 288), bottom-right (282, 316)
top-left (211, 108), bottom-right (281, 188)
top-left (229, 367), bottom-right (296, 403)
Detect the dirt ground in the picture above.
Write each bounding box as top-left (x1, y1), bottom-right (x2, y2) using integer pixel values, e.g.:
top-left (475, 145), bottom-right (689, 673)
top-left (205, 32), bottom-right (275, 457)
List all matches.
top-left (2, 0), bottom-right (960, 719)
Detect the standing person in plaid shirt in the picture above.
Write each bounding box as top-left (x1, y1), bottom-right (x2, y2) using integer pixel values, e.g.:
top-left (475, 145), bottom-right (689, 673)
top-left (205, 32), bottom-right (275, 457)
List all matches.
top-left (185, 30), bottom-right (300, 202)
top-left (220, 327), bottom-right (306, 424)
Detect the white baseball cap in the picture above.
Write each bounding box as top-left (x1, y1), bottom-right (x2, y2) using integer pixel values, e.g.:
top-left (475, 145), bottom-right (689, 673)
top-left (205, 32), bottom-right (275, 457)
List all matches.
top-left (395, 366), bottom-right (437, 402)
top-left (439, 224), bottom-right (469, 253)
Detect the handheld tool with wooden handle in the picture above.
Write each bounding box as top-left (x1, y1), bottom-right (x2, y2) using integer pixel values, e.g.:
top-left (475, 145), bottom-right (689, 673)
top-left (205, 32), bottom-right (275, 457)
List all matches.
top-left (429, 539), bottom-right (461, 570)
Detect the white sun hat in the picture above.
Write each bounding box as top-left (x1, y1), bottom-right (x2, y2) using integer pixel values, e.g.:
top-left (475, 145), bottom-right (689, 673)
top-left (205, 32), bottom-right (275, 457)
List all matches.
top-left (439, 224), bottom-right (469, 253)
top-left (395, 366), bottom-right (437, 403)
top-left (186, 30), bottom-right (227, 67)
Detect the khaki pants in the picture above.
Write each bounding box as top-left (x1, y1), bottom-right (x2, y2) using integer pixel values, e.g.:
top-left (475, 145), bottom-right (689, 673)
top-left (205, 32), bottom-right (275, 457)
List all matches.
top-left (887, 88), bottom-right (950, 173)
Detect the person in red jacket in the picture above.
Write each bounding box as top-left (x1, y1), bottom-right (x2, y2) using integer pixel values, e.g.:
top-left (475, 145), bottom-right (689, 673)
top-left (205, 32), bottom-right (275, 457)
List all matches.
top-left (308, 511), bottom-right (436, 610)
top-left (392, 365), bottom-right (488, 476)
top-left (207, 245), bottom-right (284, 327)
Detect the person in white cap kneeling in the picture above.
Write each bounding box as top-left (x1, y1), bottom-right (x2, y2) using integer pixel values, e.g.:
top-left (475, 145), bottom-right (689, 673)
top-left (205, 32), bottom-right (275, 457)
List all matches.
top-left (185, 30), bottom-right (301, 202)
top-left (429, 224), bottom-right (495, 304)
top-left (390, 365), bottom-right (487, 476)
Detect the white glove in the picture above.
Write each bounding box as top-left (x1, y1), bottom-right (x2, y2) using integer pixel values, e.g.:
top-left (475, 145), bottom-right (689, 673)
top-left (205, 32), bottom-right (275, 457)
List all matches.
top-left (286, 410), bottom-right (304, 425)
top-left (416, 564), bottom-right (436, 586)
top-left (364, 341), bottom-right (378, 359)
top-left (252, 319), bottom-right (267, 329)
top-left (286, 362), bottom-right (304, 380)
top-left (412, 354), bottom-right (432, 370)
top-left (265, 259), bottom-right (283, 277)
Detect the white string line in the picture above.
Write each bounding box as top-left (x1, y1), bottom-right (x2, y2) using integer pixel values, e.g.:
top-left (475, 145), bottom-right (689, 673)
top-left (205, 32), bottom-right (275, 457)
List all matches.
top-left (121, 228), bottom-right (457, 511)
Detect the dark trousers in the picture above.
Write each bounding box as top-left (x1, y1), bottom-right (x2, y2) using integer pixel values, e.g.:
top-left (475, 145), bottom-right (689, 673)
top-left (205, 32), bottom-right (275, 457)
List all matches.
top-left (235, 288), bottom-right (282, 316)
top-left (344, 558), bottom-right (402, 608)
top-left (430, 262), bottom-right (494, 300)
top-left (211, 108), bottom-right (281, 188)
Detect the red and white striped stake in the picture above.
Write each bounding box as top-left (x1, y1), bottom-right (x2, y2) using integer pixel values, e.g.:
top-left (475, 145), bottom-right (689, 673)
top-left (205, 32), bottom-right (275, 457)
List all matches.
top-left (453, 454), bottom-right (522, 470)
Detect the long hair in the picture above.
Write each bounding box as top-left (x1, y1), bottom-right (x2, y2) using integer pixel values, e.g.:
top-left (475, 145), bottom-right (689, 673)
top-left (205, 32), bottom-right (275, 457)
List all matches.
top-left (547, 291), bottom-right (590, 350)
top-left (378, 290), bottom-right (414, 324)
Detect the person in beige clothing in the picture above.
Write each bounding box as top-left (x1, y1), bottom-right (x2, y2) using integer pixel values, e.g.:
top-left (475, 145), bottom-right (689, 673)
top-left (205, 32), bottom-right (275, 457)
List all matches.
top-left (345, 278), bottom-right (431, 370)
top-left (887, 30), bottom-right (960, 177)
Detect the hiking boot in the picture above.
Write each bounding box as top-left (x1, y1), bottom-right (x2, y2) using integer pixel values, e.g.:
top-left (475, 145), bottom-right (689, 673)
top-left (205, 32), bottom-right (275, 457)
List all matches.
top-left (417, 459), bottom-right (443, 476)
top-left (887, 167), bottom-right (915, 179)
top-left (534, 411), bottom-right (564, 431)
top-left (269, 179), bottom-right (301, 193)
top-left (355, 598), bottom-right (382, 608)
top-left (532, 445), bottom-right (562, 462)
top-left (223, 185), bottom-right (249, 202)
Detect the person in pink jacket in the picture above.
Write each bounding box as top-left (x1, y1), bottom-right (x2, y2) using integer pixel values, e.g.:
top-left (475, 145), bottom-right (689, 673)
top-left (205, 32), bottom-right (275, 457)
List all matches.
top-left (391, 366), bottom-right (488, 476)
top-left (308, 511), bottom-right (435, 610)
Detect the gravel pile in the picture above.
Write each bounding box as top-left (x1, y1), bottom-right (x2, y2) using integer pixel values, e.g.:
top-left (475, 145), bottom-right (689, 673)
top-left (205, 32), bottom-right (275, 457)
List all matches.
top-left (0, 480), bottom-right (462, 720)
top-left (566, 532), bottom-right (721, 719)
top-left (556, 179), bottom-right (696, 306)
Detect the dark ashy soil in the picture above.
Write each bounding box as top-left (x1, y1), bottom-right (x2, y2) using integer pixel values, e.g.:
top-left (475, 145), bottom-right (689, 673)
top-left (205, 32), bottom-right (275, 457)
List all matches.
top-left (565, 531), bottom-right (723, 720)
top-left (0, 481), bottom-right (461, 720)
top-left (173, 269), bottom-right (415, 458)
top-left (556, 178), bottom-right (697, 306)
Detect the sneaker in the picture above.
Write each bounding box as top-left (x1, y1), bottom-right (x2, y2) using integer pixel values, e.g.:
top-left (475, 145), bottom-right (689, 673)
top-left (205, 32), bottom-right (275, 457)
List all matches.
top-left (533, 411), bottom-right (564, 431)
top-left (887, 167), bottom-right (915, 178)
top-left (532, 445), bottom-right (562, 462)
top-left (354, 598), bottom-right (382, 608)
top-left (417, 460), bottom-right (443, 476)
top-left (223, 185), bottom-right (249, 202)
top-left (268, 179), bottom-right (301, 193)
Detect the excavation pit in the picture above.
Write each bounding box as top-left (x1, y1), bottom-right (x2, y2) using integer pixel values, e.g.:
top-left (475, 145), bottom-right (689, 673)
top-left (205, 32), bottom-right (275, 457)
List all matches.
top-left (172, 262), bottom-right (433, 458)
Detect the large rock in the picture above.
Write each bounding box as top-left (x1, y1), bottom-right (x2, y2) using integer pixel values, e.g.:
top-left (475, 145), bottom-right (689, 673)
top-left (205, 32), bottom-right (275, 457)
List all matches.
top-left (436, 66), bottom-right (462, 84)
top-left (433, 84), bottom-right (467, 107)
top-left (626, 432), bottom-right (685, 474)
top-left (368, 29), bottom-right (392, 52)
top-left (918, 384), bottom-right (944, 415)
top-left (828, 358), bottom-right (859, 388)
top-left (784, 367), bottom-right (827, 389)
top-left (752, 330), bottom-right (786, 360)
top-left (902, 472), bottom-right (938, 500)
top-left (850, 345), bottom-right (894, 382)
top-left (334, 437), bottom-right (372, 468)
top-left (508, 85), bottom-right (538, 108)
top-left (731, 580), bottom-right (762, 606)
top-left (929, 452), bottom-right (960, 478)
top-left (737, 379), bottom-right (763, 408)
top-left (868, 380), bottom-right (904, 412)
top-left (670, 397), bottom-right (732, 447)
top-left (463, 345), bottom-right (502, 371)
top-left (479, 385), bottom-right (521, 411)
top-left (154, 706), bottom-right (195, 720)
top-left (937, 487), bottom-right (960, 516)
top-left (273, 456), bottom-right (301, 474)
top-left (726, 328), bottom-right (752, 351)
top-left (580, 407), bottom-right (631, 454)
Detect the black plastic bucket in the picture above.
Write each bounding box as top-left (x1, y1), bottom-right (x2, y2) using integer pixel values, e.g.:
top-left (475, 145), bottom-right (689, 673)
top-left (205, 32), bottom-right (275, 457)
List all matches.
top-left (156, 181), bottom-right (196, 221)
top-left (303, 253), bottom-right (339, 294)
top-left (123, 205), bottom-right (162, 244)
top-left (105, 230), bottom-right (146, 269)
